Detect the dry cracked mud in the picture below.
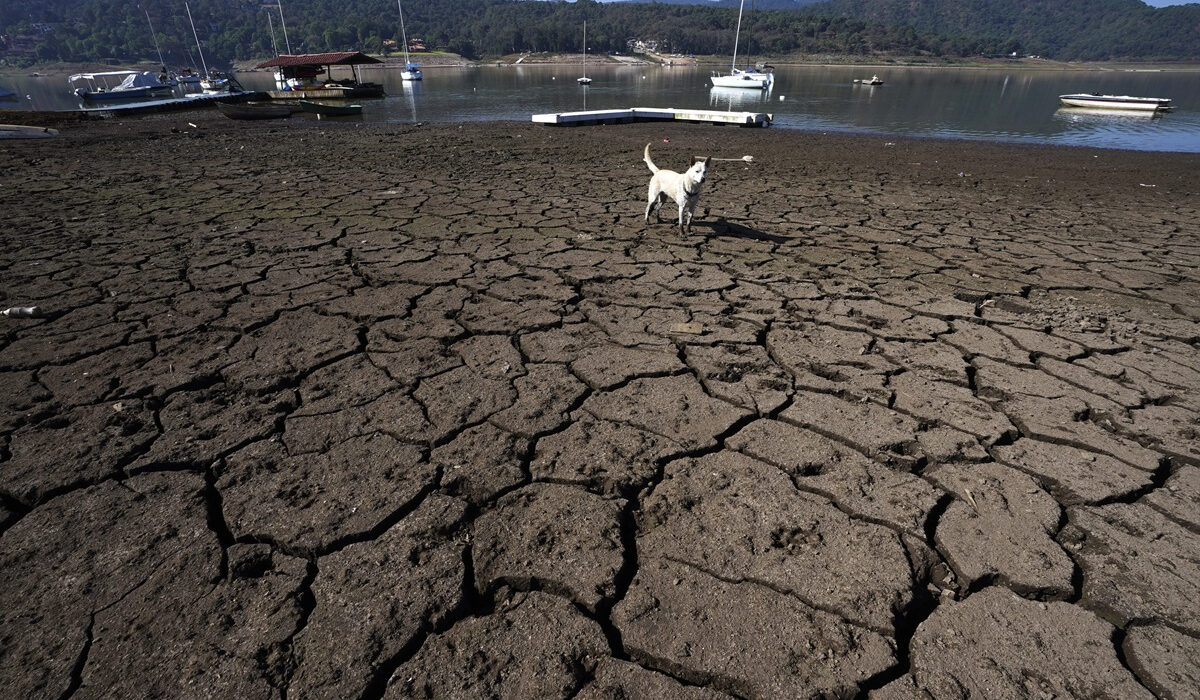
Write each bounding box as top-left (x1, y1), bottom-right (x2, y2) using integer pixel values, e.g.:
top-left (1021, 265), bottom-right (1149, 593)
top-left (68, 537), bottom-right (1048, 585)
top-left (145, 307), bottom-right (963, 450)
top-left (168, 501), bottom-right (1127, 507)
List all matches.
top-left (1, 111), bottom-right (1198, 698)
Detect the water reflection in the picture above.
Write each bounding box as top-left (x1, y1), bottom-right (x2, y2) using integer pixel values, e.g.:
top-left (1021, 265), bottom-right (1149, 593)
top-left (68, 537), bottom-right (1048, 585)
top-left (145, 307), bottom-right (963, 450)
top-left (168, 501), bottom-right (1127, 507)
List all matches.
top-left (395, 79), bottom-right (420, 122)
top-left (8, 64), bottom-right (1200, 151)
top-left (709, 85), bottom-right (773, 111)
top-left (1055, 107), bottom-right (1162, 121)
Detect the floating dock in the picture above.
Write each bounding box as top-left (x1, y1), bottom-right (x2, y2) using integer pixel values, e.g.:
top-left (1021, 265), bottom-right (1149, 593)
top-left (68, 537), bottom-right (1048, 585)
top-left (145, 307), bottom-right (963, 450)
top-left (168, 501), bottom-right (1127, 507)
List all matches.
top-left (532, 107), bottom-right (772, 127)
top-left (81, 91), bottom-right (265, 116)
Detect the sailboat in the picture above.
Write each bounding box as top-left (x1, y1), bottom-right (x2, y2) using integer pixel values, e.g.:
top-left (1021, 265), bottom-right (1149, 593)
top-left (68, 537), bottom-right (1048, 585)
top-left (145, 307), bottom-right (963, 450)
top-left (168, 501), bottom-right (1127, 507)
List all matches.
top-left (577, 21), bottom-right (592, 85)
top-left (711, 0), bottom-right (772, 89)
top-left (185, 2), bottom-right (228, 91)
top-left (398, 0), bottom-right (422, 81)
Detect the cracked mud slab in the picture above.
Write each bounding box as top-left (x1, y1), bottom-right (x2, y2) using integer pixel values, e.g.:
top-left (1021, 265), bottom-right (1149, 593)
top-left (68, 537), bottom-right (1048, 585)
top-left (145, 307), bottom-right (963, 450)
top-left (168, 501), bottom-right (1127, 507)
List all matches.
top-left (2, 114), bottom-right (1198, 697)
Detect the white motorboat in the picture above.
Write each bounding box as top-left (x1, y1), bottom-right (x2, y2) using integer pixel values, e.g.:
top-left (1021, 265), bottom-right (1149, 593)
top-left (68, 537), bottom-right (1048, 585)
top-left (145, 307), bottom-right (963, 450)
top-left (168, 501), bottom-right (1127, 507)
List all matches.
top-left (398, 0), bottom-right (422, 80)
top-left (711, 0), bottom-right (773, 89)
top-left (1059, 94), bottom-right (1172, 111)
top-left (578, 21), bottom-right (592, 85)
top-left (69, 71), bottom-right (175, 101)
top-left (854, 75), bottom-right (884, 86)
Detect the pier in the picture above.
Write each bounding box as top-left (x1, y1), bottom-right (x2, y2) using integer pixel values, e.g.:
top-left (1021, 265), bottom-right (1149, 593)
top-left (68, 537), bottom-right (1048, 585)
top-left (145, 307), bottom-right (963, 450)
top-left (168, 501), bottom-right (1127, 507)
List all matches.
top-left (532, 107), bottom-right (772, 127)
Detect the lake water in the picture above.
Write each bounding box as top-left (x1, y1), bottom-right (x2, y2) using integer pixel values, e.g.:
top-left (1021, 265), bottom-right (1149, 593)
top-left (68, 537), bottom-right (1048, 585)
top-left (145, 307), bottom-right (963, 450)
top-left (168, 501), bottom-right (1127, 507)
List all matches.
top-left (6, 64), bottom-right (1200, 152)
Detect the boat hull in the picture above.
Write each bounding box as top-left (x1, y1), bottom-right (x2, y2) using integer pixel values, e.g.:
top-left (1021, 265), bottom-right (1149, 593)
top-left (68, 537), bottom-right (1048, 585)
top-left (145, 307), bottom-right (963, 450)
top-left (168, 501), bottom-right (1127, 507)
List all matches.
top-left (711, 72), bottom-right (772, 89)
top-left (298, 100), bottom-right (363, 116)
top-left (217, 101), bottom-right (297, 120)
top-left (1059, 94), bottom-right (1171, 111)
top-left (79, 86), bottom-right (174, 102)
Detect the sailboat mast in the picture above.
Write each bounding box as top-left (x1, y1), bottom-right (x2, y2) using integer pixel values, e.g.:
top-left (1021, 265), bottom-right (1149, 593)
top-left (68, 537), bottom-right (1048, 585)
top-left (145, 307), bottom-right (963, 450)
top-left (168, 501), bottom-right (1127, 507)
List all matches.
top-left (398, 0), bottom-right (410, 65)
top-left (184, 2), bottom-right (210, 79)
top-left (731, 0), bottom-right (745, 71)
top-left (278, 1), bottom-right (293, 54)
top-left (266, 10), bottom-right (279, 58)
top-left (142, 5), bottom-right (166, 71)
top-left (582, 21), bottom-right (586, 78)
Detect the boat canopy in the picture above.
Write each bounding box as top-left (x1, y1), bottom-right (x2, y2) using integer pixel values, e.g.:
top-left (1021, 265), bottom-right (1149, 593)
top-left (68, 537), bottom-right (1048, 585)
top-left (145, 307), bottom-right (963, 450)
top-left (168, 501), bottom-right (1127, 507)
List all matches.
top-left (255, 52), bottom-right (382, 69)
top-left (68, 70), bottom-right (142, 82)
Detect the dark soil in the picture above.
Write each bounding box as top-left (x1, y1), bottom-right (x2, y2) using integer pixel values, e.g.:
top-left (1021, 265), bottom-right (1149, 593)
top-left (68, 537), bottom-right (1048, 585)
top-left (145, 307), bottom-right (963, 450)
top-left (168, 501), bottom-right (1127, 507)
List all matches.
top-left (2, 109), bottom-right (1198, 698)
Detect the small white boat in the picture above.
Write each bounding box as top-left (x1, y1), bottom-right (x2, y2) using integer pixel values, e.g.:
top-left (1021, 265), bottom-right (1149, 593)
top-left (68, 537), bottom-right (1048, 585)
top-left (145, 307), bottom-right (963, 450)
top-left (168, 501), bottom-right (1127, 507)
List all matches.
top-left (69, 71), bottom-right (175, 101)
top-left (1059, 94), bottom-right (1172, 111)
top-left (711, 0), bottom-right (773, 90)
top-left (854, 75), bottom-right (884, 86)
top-left (397, 0), bottom-right (422, 80)
top-left (578, 21), bottom-right (592, 85)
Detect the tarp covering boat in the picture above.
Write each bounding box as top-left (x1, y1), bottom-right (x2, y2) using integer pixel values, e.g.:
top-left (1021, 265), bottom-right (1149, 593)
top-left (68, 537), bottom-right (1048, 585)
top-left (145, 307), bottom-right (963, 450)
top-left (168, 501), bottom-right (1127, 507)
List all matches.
top-left (116, 72), bottom-right (169, 90)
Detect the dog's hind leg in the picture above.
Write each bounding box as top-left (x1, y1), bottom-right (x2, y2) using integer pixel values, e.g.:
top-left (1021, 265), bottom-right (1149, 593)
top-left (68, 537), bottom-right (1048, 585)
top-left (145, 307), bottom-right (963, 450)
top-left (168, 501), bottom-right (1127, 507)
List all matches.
top-left (646, 191), bottom-right (667, 224)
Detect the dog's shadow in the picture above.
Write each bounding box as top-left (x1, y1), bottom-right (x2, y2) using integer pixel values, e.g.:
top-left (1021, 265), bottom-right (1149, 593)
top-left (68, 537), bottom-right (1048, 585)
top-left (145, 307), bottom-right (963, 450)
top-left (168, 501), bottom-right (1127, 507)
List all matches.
top-left (694, 218), bottom-right (789, 244)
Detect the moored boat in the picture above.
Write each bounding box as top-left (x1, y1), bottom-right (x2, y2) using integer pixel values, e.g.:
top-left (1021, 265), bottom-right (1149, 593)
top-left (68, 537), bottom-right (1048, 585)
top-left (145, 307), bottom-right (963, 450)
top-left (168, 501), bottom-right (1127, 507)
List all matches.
top-left (1059, 94), bottom-right (1172, 111)
top-left (217, 101), bottom-right (297, 120)
top-left (577, 21), bottom-right (592, 85)
top-left (711, 0), bottom-right (773, 89)
top-left (397, 0), bottom-right (422, 80)
top-left (69, 71), bottom-right (175, 101)
top-left (298, 100), bottom-right (363, 116)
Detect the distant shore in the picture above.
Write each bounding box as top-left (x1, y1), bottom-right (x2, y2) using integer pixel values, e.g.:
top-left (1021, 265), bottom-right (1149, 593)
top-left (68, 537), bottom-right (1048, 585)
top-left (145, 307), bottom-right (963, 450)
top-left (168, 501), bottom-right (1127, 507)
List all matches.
top-left (6, 53), bottom-right (1199, 79)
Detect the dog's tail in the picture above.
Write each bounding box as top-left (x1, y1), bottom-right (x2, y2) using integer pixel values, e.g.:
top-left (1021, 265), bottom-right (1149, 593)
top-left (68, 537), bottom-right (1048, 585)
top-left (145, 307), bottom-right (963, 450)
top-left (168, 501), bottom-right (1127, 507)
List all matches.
top-left (643, 143), bottom-right (658, 174)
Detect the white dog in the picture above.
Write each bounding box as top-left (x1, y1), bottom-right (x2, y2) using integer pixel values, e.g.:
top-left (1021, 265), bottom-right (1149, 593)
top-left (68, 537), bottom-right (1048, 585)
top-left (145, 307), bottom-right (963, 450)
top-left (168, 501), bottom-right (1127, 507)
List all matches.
top-left (644, 143), bottom-right (710, 235)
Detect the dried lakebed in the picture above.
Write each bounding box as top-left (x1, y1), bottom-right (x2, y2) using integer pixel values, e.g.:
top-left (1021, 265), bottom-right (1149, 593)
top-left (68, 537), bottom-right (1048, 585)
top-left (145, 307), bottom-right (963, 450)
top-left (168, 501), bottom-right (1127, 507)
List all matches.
top-left (1, 113), bottom-right (1198, 698)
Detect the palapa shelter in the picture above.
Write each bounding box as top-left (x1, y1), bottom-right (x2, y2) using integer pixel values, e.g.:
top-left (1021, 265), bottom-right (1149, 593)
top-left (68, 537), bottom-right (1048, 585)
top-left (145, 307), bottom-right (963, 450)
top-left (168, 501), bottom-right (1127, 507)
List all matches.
top-left (255, 52), bottom-right (384, 97)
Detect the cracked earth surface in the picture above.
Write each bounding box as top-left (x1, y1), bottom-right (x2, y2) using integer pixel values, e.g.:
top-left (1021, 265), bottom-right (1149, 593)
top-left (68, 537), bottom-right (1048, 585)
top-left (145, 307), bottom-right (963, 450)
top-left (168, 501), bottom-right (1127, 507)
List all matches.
top-left (1, 112), bottom-right (1198, 698)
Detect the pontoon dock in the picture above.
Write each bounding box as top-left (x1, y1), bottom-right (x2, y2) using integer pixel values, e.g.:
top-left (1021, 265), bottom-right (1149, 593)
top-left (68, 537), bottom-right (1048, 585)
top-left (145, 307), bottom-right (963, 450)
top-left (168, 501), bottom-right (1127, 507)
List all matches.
top-left (532, 107), bottom-right (772, 127)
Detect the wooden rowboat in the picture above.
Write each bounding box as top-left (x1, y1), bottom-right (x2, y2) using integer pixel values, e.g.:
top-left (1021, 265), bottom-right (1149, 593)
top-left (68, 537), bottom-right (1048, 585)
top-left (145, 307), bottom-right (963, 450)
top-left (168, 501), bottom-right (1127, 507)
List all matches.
top-left (297, 100), bottom-right (363, 116)
top-left (217, 101), bottom-right (297, 120)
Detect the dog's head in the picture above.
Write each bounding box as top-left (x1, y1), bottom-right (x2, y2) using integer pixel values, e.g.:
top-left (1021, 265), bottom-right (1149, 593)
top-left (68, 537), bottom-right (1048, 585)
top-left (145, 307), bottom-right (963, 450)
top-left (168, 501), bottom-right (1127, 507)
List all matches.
top-left (687, 156), bottom-right (711, 186)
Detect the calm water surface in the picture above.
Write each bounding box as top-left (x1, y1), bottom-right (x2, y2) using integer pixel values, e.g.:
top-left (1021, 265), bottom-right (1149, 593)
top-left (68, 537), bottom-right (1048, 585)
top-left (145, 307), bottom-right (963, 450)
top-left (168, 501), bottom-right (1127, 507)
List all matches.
top-left (6, 64), bottom-right (1200, 152)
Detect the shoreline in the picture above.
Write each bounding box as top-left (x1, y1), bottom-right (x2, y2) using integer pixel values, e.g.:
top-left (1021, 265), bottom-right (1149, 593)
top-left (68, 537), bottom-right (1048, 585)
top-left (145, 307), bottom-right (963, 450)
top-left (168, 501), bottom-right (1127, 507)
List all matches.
top-left (3, 106), bottom-right (1199, 156)
top-left (7, 55), bottom-right (1200, 79)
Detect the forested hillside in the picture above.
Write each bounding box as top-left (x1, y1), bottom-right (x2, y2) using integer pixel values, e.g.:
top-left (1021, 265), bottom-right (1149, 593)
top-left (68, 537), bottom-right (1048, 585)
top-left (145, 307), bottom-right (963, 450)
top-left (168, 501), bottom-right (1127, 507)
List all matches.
top-left (2, 0), bottom-right (1197, 66)
top-left (810, 0), bottom-right (1200, 60)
